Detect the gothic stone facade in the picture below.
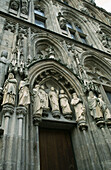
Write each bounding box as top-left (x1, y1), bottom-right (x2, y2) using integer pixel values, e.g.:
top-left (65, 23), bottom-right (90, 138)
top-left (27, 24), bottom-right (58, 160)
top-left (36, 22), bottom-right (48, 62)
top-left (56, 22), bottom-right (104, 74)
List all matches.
top-left (0, 0), bottom-right (111, 170)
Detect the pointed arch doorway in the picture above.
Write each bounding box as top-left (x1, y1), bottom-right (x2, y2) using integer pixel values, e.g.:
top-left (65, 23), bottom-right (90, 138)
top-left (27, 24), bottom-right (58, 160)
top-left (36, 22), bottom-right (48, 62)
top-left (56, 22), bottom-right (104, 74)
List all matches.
top-left (29, 60), bottom-right (83, 170)
top-left (39, 128), bottom-right (77, 170)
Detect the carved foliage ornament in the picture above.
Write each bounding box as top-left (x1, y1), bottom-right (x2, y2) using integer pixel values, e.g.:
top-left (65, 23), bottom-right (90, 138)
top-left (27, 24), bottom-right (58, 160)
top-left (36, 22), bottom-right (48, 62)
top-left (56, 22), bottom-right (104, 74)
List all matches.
top-left (4, 20), bottom-right (16, 33)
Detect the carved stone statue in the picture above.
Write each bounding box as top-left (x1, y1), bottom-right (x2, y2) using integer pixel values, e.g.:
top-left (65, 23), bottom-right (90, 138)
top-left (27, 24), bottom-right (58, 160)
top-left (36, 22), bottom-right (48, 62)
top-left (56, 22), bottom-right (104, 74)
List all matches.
top-left (39, 85), bottom-right (49, 111)
top-left (98, 94), bottom-right (111, 121)
top-left (2, 73), bottom-right (17, 106)
top-left (57, 12), bottom-right (66, 30)
top-left (18, 78), bottom-right (30, 108)
top-left (45, 46), bottom-right (55, 59)
top-left (0, 51), bottom-right (9, 92)
top-left (21, 0), bottom-right (29, 15)
top-left (10, 0), bottom-right (20, 10)
top-left (97, 30), bottom-right (111, 50)
top-left (78, 5), bottom-right (90, 15)
top-left (59, 90), bottom-right (72, 119)
top-left (49, 87), bottom-right (60, 118)
top-left (71, 93), bottom-right (86, 122)
top-left (33, 85), bottom-right (49, 118)
top-left (87, 91), bottom-right (103, 120)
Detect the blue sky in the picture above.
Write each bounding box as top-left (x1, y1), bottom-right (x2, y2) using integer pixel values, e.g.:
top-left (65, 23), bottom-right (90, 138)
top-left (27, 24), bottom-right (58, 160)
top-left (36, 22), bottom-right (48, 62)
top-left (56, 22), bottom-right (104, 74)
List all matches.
top-left (95, 0), bottom-right (111, 12)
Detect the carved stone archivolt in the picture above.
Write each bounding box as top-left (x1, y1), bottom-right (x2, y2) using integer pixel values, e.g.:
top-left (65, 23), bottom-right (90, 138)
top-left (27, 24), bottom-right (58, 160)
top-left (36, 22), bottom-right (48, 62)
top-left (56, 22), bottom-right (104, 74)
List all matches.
top-left (84, 58), bottom-right (111, 86)
top-left (34, 69), bottom-right (74, 95)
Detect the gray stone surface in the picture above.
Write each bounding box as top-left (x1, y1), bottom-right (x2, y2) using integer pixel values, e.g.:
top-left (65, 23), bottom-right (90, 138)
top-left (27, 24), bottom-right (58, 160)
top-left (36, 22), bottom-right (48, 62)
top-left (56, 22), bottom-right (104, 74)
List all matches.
top-left (0, 0), bottom-right (111, 169)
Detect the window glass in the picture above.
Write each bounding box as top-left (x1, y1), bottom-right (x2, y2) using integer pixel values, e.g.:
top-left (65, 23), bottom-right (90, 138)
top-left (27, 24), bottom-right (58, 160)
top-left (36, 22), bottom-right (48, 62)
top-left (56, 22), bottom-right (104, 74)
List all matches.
top-left (106, 91), bottom-right (111, 103)
top-left (71, 33), bottom-right (76, 40)
top-left (75, 25), bottom-right (83, 33)
top-left (34, 9), bottom-right (45, 17)
top-left (35, 19), bottom-right (45, 28)
top-left (66, 22), bottom-right (73, 29)
top-left (80, 36), bottom-right (87, 44)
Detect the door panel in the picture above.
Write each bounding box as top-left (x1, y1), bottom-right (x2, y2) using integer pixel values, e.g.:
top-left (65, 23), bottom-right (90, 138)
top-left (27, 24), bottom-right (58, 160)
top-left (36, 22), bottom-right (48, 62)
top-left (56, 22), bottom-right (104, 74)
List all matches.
top-left (39, 128), bottom-right (77, 170)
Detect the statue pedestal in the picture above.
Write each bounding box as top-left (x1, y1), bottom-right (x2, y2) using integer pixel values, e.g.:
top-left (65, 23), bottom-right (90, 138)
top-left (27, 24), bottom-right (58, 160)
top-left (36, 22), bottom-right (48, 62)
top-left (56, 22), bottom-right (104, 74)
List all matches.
top-left (64, 114), bottom-right (72, 120)
top-left (33, 114), bottom-right (42, 125)
top-left (96, 118), bottom-right (105, 128)
top-left (77, 120), bottom-right (88, 131)
top-left (106, 119), bottom-right (111, 128)
top-left (42, 108), bottom-right (50, 118)
top-left (52, 110), bottom-right (61, 119)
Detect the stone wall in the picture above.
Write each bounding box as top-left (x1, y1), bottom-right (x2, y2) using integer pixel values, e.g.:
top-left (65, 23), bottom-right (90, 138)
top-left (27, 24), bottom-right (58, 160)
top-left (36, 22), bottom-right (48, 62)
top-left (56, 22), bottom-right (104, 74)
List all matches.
top-left (0, 0), bottom-right (111, 170)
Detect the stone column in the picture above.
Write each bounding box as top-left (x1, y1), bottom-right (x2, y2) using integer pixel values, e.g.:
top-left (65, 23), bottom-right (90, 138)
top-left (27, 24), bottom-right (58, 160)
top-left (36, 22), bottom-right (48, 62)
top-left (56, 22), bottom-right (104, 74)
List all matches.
top-left (33, 118), bottom-right (40, 170)
top-left (16, 106), bottom-right (27, 170)
top-left (1, 104), bottom-right (14, 169)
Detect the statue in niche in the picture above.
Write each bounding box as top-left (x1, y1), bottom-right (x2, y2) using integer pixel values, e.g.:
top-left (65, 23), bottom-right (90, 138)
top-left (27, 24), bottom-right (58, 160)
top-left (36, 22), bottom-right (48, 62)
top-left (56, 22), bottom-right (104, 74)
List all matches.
top-left (78, 65), bottom-right (95, 92)
top-left (59, 90), bottom-right (72, 120)
top-left (71, 93), bottom-right (86, 122)
top-left (96, 30), bottom-right (111, 49)
top-left (2, 73), bottom-right (17, 106)
top-left (98, 94), bottom-right (111, 121)
top-left (45, 46), bottom-right (55, 59)
top-left (87, 91), bottom-right (103, 120)
top-left (17, 33), bottom-right (24, 48)
top-left (21, 0), bottom-right (29, 15)
top-left (49, 87), bottom-right (60, 118)
top-left (10, 0), bottom-right (20, 11)
top-left (33, 85), bottom-right (49, 118)
top-left (66, 43), bottom-right (80, 73)
top-left (57, 12), bottom-right (66, 30)
top-left (0, 50), bottom-right (10, 92)
top-left (39, 85), bottom-right (49, 111)
top-left (18, 78), bottom-right (30, 108)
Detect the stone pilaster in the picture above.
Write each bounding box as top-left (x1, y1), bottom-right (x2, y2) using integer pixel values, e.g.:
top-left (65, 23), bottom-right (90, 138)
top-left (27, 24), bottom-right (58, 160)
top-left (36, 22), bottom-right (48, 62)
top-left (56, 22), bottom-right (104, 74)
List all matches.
top-left (16, 106), bottom-right (27, 170)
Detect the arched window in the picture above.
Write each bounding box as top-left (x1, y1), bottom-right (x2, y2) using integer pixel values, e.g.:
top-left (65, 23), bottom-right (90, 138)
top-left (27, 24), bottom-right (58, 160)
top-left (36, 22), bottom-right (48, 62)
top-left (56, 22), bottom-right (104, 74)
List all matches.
top-left (65, 21), bottom-right (87, 44)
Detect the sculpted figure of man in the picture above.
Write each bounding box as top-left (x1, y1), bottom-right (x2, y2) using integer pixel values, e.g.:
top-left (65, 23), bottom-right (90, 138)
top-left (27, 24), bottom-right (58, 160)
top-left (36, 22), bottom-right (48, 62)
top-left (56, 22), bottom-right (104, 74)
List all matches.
top-left (39, 85), bottom-right (49, 110)
top-left (2, 73), bottom-right (17, 105)
top-left (33, 85), bottom-right (49, 117)
top-left (10, 0), bottom-right (19, 10)
top-left (98, 94), bottom-right (111, 121)
top-left (71, 93), bottom-right (86, 122)
top-left (49, 87), bottom-right (60, 112)
top-left (33, 85), bottom-right (42, 117)
top-left (0, 51), bottom-right (9, 91)
top-left (59, 90), bottom-right (72, 117)
top-left (88, 91), bottom-right (103, 120)
top-left (18, 78), bottom-right (30, 108)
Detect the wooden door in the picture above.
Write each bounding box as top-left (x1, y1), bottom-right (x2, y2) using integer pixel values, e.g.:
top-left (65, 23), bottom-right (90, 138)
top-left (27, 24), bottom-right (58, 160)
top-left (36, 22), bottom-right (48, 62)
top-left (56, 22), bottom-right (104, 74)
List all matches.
top-left (39, 128), bottom-right (77, 170)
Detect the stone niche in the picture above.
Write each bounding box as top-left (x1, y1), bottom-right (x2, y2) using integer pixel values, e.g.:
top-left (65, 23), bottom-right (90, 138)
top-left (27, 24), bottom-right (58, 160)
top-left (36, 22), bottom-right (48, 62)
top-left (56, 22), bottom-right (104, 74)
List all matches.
top-left (32, 78), bottom-right (75, 125)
